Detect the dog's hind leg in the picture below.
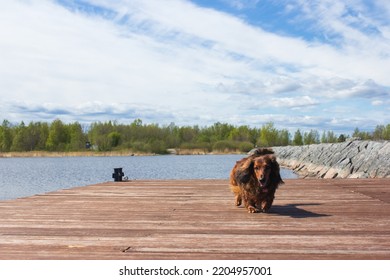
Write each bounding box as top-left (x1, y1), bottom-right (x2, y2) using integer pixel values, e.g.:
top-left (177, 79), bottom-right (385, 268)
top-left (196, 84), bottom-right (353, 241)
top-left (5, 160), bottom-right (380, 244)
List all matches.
top-left (230, 185), bottom-right (242, 206)
top-left (235, 193), bottom-right (242, 206)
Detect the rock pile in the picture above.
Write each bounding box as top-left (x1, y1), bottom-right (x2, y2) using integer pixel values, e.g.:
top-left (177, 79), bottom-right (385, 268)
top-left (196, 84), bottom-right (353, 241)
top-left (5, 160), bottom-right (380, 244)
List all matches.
top-left (272, 140), bottom-right (390, 178)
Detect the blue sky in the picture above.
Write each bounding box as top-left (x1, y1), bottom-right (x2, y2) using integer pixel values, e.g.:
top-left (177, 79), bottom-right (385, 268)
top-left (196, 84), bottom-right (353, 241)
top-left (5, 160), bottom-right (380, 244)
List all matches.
top-left (1, 0), bottom-right (390, 134)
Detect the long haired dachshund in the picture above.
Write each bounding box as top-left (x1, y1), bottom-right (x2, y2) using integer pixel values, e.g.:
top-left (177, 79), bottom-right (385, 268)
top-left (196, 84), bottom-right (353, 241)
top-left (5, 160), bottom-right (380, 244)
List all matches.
top-left (230, 148), bottom-right (284, 213)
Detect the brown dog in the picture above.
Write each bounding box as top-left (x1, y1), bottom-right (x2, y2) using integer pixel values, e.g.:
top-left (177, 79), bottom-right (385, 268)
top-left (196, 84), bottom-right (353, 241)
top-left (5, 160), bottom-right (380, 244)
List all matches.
top-left (230, 148), bottom-right (284, 213)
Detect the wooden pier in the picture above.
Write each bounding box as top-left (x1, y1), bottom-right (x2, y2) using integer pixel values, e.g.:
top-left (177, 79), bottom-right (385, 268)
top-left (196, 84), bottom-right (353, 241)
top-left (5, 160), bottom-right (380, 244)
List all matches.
top-left (0, 179), bottom-right (389, 260)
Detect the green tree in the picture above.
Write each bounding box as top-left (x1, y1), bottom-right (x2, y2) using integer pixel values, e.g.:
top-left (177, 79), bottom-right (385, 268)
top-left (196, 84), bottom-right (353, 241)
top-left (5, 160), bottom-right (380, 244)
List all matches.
top-left (238, 141), bottom-right (254, 152)
top-left (35, 122), bottom-right (49, 150)
top-left (321, 130), bottom-right (338, 143)
top-left (68, 122), bottom-right (86, 151)
top-left (293, 129), bottom-right (303, 146)
top-left (25, 122), bottom-right (49, 151)
top-left (277, 129), bottom-right (290, 146)
top-left (352, 127), bottom-right (360, 138)
top-left (383, 124), bottom-right (390, 140)
top-left (229, 126), bottom-right (251, 143)
top-left (149, 139), bottom-right (168, 154)
top-left (303, 129), bottom-right (320, 145)
top-left (3, 118), bottom-right (389, 154)
top-left (373, 125), bottom-right (384, 140)
top-left (0, 120), bottom-right (13, 152)
top-left (213, 140), bottom-right (238, 152)
top-left (163, 122), bottom-right (180, 148)
top-left (108, 131), bottom-right (121, 148)
top-left (87, 121), bottom-right (115, 151)
top-left (46, 119), bottom-right (69, 151)
top-left (11, 122), bottom-right (29, 151)
top-left (352, 127), bottom-right (371, 140)
top-left (207, 122), bottom-right (234, 142)
top-left (258, 122), bottom-right (278, 147)
top-left (179, 126), bottom-right (197, 143)
top-left (338, 134), bottom-right (346, 142)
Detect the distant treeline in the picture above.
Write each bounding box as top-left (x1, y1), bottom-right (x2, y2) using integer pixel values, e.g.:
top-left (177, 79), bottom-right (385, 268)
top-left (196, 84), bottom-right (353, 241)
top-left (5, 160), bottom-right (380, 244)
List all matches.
top-left (0, 119), bottom-right (389, 154)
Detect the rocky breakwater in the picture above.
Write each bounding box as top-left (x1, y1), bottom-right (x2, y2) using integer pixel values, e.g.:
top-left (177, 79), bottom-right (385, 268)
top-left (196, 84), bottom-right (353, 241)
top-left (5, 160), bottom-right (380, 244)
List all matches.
top-left (272, 140), bottom-right (390, 178)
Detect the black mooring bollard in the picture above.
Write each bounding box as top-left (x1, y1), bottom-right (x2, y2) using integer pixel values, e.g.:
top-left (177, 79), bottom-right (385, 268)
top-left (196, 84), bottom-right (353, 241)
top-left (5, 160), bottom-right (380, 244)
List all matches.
top-left (112, 168), bottom-right (124, 182)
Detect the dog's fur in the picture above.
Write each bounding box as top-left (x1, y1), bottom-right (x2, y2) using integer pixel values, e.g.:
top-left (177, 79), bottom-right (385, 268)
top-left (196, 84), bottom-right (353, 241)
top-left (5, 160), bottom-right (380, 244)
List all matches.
top-left (230, 148), bottom-right (284, 213)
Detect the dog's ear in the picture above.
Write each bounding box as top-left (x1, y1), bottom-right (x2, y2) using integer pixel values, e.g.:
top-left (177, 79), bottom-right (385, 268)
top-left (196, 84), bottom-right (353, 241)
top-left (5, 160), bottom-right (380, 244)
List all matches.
top-left (249, 148), bottom-right (274, 157)
top-left (270, 156), bottom-right (284, 186)
top-left (235, 158), bottom-right (254, 184)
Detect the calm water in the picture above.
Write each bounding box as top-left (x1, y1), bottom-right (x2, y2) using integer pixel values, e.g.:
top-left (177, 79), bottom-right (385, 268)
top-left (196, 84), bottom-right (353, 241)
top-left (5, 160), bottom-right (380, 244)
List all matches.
top-left (0, 155), bottom-right (297, 200)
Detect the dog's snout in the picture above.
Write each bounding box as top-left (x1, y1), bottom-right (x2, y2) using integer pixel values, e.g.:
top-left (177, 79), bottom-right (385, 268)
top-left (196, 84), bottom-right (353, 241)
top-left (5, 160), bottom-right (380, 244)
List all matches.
top-left (259, 176), bottom-right (266, 184)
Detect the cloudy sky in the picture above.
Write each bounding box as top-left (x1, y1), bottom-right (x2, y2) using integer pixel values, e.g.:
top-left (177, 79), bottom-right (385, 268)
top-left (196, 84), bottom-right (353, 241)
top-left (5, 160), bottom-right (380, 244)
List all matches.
top-left (1, 0), bottom-right (390, 134)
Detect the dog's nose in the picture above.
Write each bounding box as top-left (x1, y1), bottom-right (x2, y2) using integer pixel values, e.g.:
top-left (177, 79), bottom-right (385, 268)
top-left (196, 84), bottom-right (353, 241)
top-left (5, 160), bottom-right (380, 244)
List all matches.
top-left (259, 177), bottom-right (266, 187)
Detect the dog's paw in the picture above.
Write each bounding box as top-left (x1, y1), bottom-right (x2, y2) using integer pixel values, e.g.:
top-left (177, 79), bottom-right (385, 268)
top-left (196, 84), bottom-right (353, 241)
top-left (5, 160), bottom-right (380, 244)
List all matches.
top-left (260, 202), bottom-right (272, 213)
top-left (247, 206), bottom-right (259, 213)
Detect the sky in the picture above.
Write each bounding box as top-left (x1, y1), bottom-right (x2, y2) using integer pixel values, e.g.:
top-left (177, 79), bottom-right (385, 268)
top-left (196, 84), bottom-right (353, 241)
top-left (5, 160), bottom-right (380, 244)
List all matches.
top-left (1, 0), bottom-right (390, 134)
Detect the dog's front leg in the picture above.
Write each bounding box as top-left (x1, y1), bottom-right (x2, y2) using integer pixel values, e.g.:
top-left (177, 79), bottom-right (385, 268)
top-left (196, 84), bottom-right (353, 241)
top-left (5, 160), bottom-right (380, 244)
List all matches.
top-left (247, 205), bottom-right (259, 213)
top-left (260, 194), bottom-right (275, 213)
top-left (244, 195), bottom-right (259, 213)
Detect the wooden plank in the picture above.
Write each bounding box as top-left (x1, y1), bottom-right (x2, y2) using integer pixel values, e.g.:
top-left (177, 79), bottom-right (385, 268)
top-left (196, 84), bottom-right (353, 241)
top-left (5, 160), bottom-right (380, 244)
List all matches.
top-left (0, 179), bottom-right (389, 260)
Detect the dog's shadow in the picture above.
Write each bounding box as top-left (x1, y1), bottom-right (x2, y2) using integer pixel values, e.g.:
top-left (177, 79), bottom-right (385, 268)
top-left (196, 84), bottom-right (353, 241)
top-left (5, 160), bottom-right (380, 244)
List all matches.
top-left (268, 203), bottom-right (330, 218)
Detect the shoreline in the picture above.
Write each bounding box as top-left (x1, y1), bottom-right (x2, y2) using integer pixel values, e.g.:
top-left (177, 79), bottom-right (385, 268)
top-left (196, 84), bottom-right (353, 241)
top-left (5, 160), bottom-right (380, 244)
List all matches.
top-left (0, 149), bottom-right (245, 158)
top-left (0, 151), bottom-right (148, 158)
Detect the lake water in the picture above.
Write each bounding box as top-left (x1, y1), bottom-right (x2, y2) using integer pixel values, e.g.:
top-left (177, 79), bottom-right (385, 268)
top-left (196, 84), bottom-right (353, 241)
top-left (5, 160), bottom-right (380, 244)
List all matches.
top-left (0, 155), bottom-right (297, 200)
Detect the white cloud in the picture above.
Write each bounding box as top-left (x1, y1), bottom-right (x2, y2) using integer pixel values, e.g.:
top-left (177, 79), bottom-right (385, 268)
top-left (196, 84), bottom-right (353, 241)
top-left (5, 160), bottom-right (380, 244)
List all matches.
top-left (89, 0), bottom-right (390, 84)
top-left (371, 100), bottom-right (383, 106)
top-left (0, 0), bottom-right (389, 133)
top-left (266, 96), bottom-right (319, 109)
top-left (217, 76), bottom-right (301, 96)
top-left (220, 0), bottom-right (260, 10)
top-left (300, 77), bottom-right (390, 99)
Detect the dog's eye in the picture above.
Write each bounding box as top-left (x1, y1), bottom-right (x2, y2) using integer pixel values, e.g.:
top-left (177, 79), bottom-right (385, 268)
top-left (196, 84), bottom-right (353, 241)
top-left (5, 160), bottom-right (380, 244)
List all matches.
top-left (265, 165), bottom-right (270, 169)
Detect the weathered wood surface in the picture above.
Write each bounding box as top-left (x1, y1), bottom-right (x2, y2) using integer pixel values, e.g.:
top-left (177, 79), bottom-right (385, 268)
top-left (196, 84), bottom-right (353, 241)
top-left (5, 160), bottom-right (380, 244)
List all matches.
top-left (0, 179), bottom-right (389, 260)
